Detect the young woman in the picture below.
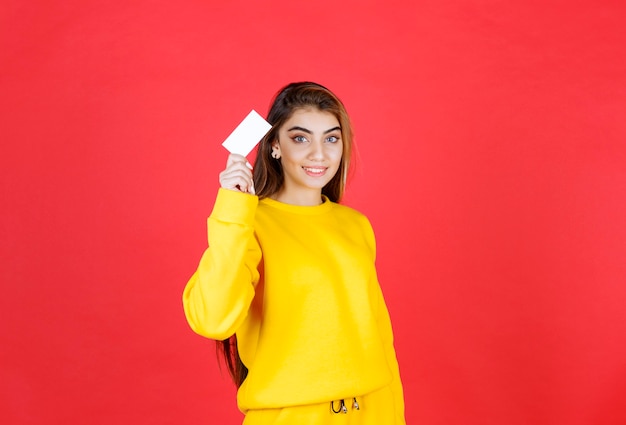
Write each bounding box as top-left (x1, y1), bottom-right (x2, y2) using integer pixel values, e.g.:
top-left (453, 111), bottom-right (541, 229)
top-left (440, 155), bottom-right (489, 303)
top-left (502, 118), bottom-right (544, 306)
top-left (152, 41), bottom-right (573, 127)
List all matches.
top-left (183, 82), bottom-right (405, 424)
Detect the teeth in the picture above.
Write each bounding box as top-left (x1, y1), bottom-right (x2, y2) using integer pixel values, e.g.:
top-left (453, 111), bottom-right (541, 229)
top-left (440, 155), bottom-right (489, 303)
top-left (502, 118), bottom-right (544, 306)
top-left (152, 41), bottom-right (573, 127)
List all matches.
top-left (304, 167), bottom-right (325, 174)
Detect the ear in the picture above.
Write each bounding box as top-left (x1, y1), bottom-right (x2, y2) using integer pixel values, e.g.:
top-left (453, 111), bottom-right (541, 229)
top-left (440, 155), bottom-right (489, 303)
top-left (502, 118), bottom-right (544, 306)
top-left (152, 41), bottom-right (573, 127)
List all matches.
top-left (271, 140), bottom-right (281, 159)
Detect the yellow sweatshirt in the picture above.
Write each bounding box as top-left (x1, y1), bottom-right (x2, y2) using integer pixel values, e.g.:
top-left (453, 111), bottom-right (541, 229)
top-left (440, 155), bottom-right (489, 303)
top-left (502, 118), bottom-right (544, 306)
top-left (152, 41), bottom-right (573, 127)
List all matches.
top-left (183, 189), bottom-right (404, 421)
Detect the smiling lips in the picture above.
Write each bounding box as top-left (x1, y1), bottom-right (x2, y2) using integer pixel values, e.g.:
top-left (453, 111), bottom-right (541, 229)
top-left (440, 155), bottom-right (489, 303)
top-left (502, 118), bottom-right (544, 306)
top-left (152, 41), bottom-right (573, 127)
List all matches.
top-left (303, 166), bottom-right (327, 177)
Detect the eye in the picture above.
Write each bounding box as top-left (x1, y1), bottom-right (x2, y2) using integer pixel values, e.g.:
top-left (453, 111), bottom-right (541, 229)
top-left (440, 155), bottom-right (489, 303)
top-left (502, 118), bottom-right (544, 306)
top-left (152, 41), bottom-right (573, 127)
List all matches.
top-left (326, 135), bottom-right (340, 143)
top-left (293, 135), bottom-right (308, 143)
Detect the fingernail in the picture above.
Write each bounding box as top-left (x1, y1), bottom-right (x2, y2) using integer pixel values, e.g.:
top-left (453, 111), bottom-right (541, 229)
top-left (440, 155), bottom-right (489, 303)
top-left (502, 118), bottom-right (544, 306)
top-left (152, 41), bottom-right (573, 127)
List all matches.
top-left (246, 162), bottom-right (253, 170)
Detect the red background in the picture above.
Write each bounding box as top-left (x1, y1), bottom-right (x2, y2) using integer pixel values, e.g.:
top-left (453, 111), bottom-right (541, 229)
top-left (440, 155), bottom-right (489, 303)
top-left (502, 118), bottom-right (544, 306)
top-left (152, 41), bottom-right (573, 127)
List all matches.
top-left (2, 1), bottom-right (625, 424)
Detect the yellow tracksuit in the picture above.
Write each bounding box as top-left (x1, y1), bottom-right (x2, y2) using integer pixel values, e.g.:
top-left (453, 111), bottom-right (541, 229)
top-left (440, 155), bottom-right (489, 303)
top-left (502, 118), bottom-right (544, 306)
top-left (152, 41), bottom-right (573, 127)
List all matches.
top-left (183, 189), bottom-right (405, 424)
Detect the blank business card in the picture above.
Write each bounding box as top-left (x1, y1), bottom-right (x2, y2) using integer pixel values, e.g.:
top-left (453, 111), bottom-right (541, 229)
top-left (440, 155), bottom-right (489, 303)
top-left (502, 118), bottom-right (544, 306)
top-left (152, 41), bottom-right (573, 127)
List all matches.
top-left (221, 110), bottom-right (272, 157)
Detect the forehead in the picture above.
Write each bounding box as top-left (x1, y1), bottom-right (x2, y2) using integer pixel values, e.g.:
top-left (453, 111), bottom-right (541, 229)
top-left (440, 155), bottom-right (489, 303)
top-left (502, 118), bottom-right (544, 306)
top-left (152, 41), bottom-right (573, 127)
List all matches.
top-left (282, 107), bottom-right (340, 130)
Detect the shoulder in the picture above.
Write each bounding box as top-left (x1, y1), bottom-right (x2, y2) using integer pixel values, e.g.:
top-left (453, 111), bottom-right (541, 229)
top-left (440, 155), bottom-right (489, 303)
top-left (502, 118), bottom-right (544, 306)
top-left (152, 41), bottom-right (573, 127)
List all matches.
top-left (332, 202), bottom-right (377, 257)
top-left (332, 202), bottom-right (371, 224)
top-left (331, 202), bottom-right (376, 242)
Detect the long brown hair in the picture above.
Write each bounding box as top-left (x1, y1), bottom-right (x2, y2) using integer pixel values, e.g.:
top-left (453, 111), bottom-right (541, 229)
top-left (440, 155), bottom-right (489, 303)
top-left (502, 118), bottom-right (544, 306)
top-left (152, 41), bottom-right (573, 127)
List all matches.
top-left (217, 82), bottom-right (354, 387)
top-left (253, 81), bottom-right (353, 202)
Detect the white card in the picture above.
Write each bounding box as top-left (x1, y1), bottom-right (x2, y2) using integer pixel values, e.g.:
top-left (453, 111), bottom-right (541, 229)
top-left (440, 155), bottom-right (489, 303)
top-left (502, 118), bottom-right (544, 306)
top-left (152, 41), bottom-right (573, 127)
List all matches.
top-left (221, 110), bottom-right (272, 157)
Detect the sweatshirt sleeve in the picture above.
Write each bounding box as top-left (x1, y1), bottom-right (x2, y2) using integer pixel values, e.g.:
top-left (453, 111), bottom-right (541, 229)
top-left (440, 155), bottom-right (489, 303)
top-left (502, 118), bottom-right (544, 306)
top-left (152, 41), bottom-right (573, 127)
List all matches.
top-left (375, 284), bottom-right (406, 424)
top-left (182, 188), bottom-right (262, 340)
top-left (362, 215), bottom-right (406, 424)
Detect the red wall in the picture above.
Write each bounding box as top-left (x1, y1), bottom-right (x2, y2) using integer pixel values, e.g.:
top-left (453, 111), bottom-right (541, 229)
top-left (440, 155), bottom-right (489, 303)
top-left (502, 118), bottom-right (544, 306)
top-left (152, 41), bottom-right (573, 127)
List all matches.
top-left (2, 1), bottom-right (625, 424)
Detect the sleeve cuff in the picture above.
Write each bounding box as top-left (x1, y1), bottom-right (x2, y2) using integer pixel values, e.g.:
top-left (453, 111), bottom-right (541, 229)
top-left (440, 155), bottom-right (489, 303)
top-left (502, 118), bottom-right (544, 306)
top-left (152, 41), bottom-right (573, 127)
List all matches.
top-left (209, 188), bottom-right (259, 224)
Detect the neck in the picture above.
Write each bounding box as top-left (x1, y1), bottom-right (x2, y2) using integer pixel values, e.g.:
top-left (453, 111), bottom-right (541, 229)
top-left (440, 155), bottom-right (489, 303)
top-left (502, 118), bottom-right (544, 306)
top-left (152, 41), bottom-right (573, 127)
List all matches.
top-left (273, 188), bottom-right (324, 206)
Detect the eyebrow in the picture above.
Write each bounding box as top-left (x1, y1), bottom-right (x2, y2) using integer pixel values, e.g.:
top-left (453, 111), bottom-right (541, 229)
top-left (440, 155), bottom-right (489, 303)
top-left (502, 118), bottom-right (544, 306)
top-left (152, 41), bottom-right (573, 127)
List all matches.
top-left (287, 126), bottom-right (341, 134)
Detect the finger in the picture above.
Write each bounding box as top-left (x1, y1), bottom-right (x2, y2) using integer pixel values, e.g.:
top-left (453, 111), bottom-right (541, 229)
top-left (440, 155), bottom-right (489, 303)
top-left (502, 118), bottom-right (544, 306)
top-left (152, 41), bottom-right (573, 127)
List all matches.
top-left (220, 167), bottom-right (252, 183)
top-left (220, 169), bottom-right (253, 191)
top-left (224, 158), bottom-right (253, 178)
top-left (226, 153), bottom-right (249, 167)
top-left (220, 176), bottom-right (252, 193)
top-left (221, 154), bottom-right (254, 194)
top-left (226, 153), bottom-right (252, 169)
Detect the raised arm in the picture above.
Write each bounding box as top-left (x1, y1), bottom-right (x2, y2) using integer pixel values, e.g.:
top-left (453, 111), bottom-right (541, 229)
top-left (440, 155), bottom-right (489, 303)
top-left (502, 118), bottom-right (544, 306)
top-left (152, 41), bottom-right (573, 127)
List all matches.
top-left (182, 154), bottom-right (262, 340)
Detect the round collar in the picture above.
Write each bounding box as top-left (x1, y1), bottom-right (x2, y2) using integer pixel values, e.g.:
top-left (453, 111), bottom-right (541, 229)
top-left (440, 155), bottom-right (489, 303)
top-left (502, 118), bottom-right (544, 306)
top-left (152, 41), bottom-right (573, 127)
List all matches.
top-left (260, 195), bottom-right (334, 215)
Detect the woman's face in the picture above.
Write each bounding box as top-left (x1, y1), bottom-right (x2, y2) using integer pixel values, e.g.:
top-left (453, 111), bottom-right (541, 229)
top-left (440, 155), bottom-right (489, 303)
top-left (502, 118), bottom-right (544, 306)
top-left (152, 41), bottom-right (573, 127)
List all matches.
top-left (272, 107), bottom-right (343, 205)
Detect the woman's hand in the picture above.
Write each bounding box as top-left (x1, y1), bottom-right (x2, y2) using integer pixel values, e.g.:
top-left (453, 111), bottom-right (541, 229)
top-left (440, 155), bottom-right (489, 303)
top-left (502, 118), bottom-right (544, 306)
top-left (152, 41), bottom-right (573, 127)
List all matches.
top-left (219, 153), bottom-right (255, 195)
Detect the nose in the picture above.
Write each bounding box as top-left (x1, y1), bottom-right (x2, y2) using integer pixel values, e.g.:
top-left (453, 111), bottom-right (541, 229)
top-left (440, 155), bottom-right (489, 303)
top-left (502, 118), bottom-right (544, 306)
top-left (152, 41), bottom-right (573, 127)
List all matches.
top-left (308, 139), bottom-right (324, 161)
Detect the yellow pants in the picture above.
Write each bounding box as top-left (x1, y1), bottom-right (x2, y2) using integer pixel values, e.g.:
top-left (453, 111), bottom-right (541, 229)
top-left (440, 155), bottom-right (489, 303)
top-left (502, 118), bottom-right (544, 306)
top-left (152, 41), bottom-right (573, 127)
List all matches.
top-left (242, 386), bottom-right (398, 424)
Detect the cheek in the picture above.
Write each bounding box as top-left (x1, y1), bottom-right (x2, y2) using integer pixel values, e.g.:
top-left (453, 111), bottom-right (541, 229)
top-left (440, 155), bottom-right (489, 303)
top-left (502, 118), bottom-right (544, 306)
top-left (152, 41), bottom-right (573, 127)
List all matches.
top-left (280, 146), bottom-right (301, 161)
top-left (286, 150), bottom-right (308, 163)
top-left (330, 145), bottom-right (344, 163)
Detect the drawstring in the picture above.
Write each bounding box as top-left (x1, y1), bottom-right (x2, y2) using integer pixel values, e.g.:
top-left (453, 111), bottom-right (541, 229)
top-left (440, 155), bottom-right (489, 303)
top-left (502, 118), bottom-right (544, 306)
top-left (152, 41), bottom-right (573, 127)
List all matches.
top-left (330, 398), bottom-right (360, 414)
